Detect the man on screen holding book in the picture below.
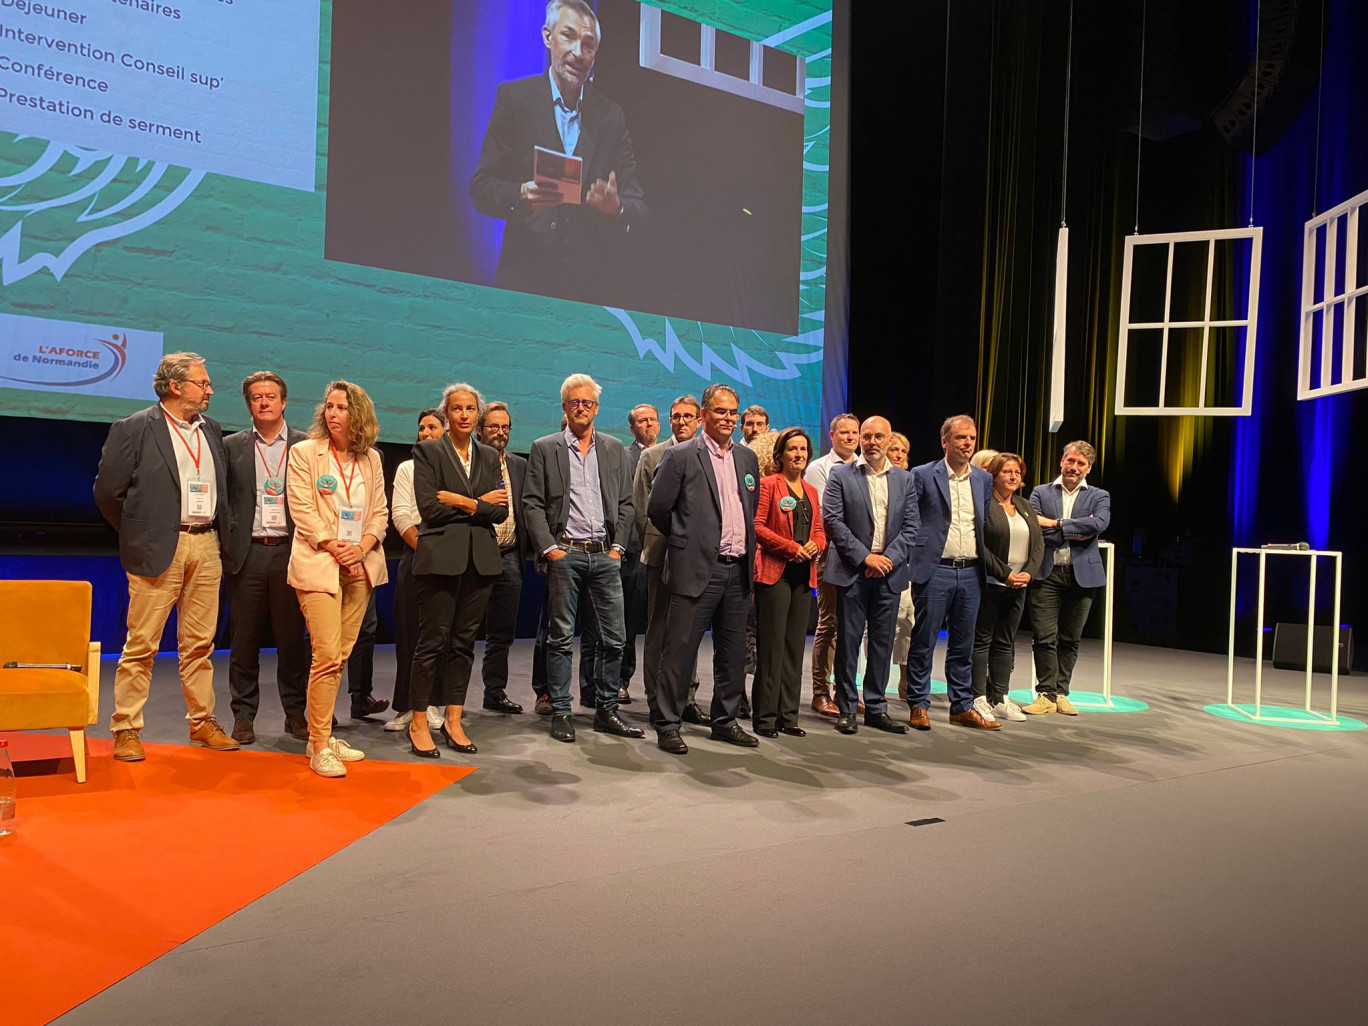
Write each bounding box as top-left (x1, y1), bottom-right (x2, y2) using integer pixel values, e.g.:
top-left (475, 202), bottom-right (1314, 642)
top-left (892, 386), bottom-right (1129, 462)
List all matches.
top-left (469, 0), bottom-right (648, 305)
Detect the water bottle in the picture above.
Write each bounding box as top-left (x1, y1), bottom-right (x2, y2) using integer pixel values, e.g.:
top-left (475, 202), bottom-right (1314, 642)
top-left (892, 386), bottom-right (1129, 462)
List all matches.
top-left (0, 739), bottom-right (15, 837)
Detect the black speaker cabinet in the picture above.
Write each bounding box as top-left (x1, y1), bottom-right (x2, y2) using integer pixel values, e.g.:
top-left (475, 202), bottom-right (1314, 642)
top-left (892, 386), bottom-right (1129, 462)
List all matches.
top-left (1271, 624), bottom-right (1354, 674)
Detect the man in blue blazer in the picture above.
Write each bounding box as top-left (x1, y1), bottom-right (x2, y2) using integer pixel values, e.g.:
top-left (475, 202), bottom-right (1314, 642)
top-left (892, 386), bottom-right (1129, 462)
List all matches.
top-left (1024, 440), bottom-right (1112, 716)
top-left (822, 416), bottom-right (919, 735)
top-left (647, 384), bottom-right (761, 755)
top-left (905, 415), bottom-right (1000, 730)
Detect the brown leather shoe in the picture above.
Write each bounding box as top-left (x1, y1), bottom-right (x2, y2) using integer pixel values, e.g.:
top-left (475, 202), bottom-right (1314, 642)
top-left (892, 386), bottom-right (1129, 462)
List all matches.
top-left (811, 693), bottom-right (840, 717)
top-left (113, 728), bottom-right (145, 762)
top-left (857, 700), bottom-right (866, 715)
top-left (284, 714), bottom-right (310, 741)
top-left (231, 718), bottom-right (256, 745)
top-left (189, 716), bottom-right (241, 751)
top-left (908, 706), bottom-right (931, 731)
top-left (948, 708), bottom-right (1002, 730)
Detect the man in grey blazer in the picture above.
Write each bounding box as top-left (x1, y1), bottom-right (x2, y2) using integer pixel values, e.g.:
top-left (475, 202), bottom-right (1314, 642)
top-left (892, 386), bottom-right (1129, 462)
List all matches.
top-left (93, 352), bottom-right (240, 762)
top-left (222, 371), bottom-right (311, 744)
top-left (647, 384), bottom-right (762, 755)
top-left (522, 373), bottom-right (643, 743)
top-left (1024, 440), bottom-right (1112, 716)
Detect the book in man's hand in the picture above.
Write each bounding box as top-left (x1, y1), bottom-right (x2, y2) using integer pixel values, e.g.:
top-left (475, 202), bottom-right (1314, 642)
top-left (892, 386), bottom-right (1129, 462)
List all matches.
top-left (533, 145), bottom-right (583, 204)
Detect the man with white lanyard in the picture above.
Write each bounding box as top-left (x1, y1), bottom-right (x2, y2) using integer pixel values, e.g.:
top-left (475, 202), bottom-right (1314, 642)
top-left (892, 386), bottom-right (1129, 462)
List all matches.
top-left (94, 352), bottom-right (240, 762)
top-left (223, 371), bottom-right (311, 744)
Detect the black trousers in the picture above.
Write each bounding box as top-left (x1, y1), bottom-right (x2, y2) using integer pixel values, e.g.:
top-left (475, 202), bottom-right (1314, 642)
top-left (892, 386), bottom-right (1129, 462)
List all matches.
top-left (392, 549), bottom-right (450, 713)
top-left (1030, 564), bottom-right (1098, 696)
top-left (408, 566), bottom-right (497, 709)
top-left (227, 540), bottom-right (309, 721)
top-left (345, 591), bottom-right (378, 697)
top-left (642, 560), bottom-right (698, 715)
top-left (654, 560), bottom-right (747, 735)
top-left (618, 550), bottom-right (646, 686)
top-left (752, 562), bottom-right (811, 731)
top-left (972, 583), bottom-right (1028, 704)
top-left (480, 547), bottom-right (525, 697)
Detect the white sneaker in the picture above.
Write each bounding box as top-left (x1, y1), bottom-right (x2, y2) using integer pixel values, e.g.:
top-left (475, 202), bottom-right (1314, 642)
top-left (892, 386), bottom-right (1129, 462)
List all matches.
top-left (383, 710), bottom-right (413, 732)
top-left (994, 697), bottom-right (1027, 722)
top-left (972, 695), bottom-right (999, 722)
top-left (306, 737), bottom-right (365, 763)
top-left (309, 746), bottom-right (346, 778)
top-left (426, 706), bottom-right (444, 729)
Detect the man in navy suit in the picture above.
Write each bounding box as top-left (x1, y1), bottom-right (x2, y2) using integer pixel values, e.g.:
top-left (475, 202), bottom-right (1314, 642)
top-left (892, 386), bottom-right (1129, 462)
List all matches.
top-left (93, 352), bottom-right (240, 761)
top-left (1024, 440), bottom-right (1112, 716)
top-left (905, 415), bottom-right (1000, 730)
top-left (647, 384), bottom-right (761, 755)
top-left (822, 416), bottom-right (919, 735)
top-left (469, 0), bottom-right (647, 306)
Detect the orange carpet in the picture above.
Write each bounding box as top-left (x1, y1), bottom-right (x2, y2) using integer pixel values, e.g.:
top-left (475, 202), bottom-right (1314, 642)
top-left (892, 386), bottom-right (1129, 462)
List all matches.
top-left (0, 732), bottom-right (472, 1026)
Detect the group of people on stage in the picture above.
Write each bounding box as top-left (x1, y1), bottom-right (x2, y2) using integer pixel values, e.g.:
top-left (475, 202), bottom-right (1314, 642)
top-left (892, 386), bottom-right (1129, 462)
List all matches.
top-left (93, 353), bottom-right (1111, 778)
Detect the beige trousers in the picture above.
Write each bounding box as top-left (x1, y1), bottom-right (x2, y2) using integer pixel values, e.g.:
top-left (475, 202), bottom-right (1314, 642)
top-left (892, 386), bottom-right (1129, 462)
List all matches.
top-left (111, 530), bottom-right (222, 732)
top-left (298, 573), bottom-right (372, 746)
top-left (810, 570), bottom-right (838, 697)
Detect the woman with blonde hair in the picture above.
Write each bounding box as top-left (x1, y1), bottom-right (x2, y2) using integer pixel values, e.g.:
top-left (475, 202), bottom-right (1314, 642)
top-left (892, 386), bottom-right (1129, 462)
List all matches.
top-left (286, 380), bottom-right (388, 778)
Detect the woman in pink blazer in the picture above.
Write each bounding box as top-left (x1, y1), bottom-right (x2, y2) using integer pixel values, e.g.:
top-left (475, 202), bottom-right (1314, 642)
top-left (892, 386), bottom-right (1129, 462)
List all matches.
top-left (752, 427), bottom-right (826, 737)
top-left (286, 380), bottom-right (389, 778)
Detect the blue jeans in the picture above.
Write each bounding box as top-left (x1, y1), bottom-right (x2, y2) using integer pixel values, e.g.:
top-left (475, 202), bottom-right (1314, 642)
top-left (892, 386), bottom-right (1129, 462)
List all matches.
top-left (545, 549), bottom-right (625, 714)
top-left (907, 564), bottom-right (982, 714)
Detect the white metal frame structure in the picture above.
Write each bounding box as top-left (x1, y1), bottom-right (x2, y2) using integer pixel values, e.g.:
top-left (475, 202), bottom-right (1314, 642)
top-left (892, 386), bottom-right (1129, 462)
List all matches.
top-left (1048, 226), bottom-right (1068, 433)
top-left (1225, 547), bottom-right (1344, 724)
top-left (1298, 187), bottom-right (1368, 399)
top-left (1115, 227), bottom-right (1262, 416)
top-left (639, 6), bottom-right (806, 114)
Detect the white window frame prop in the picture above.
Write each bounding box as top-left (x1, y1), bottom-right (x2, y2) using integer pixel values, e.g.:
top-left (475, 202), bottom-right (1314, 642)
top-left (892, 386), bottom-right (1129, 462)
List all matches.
top-left (1115, 227), bottom-right (1262, 417)
top-left (1298, 187), bottom-right (1368, 400)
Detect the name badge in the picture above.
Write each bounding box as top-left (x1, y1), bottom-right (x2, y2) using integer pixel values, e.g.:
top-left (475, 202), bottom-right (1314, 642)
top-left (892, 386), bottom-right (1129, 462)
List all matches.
top-left (260, 493), bottom-right (287, 529)
top-left (338, 506), bottom-right (363, 544)
top-left (184, 479), bottom-right (211, 520)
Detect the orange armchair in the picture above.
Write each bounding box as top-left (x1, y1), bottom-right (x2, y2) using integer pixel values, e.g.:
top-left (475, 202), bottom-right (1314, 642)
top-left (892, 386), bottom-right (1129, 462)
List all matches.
top-left (0, 580), bottom-right (100, 782)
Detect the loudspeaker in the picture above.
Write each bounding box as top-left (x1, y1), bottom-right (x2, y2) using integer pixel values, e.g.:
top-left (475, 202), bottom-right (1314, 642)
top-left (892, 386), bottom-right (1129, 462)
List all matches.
top-left (1271, 624), bottom-right (1354, 674)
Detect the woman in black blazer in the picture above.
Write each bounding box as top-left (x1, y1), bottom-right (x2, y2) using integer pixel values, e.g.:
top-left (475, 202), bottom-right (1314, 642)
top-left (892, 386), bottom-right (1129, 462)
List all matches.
top-left (406, 383), bottom-right (510, 756)
top-left (973, 452), bottom-right (1044, 723)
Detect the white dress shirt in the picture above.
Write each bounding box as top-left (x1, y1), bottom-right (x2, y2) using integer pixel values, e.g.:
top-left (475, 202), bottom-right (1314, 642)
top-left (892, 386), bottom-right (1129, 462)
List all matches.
top-left (1049, 476), bottom-right (1089, 565)
top-left (855, 455), bottom-right (892, 553)
top-left (391, 459), bottom-right (420, 537)
top-left (940, 459), bottom-right (977, 560)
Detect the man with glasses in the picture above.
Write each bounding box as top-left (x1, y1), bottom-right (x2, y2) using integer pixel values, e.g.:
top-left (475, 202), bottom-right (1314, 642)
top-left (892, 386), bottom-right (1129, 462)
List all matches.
top-left (633, 394), bottom-right (705, 723)
top-left (94, 352), bottom-right (240, 762)
top-left (522, 373), bottom-right (643, 743)
top-left (647, 384), bottom-right (762, 755)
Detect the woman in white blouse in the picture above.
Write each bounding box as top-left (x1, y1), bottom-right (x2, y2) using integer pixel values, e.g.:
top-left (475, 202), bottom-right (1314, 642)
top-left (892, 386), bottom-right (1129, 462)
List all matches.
top-left (971, 452), bottom-right (1044, 723)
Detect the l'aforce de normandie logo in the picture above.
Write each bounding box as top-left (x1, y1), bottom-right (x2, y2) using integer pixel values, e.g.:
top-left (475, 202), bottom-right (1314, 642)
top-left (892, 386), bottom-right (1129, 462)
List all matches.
top-left (1, 330), bottom-right (129, 388)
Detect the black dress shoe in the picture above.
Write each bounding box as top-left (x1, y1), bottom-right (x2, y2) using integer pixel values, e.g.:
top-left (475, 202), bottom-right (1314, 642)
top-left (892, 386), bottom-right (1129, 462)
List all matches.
top-left (738, 699), bottom-right (752, 719)
top-left (657, 730), bottom-right (689, 755)
top-left (593, 709), bottom-right (645, 738)
top-left (710, 723), bottom-right (760, 747)
top-left (755, 727), bottom-right (780, 738)
top-left (350, 694), bottom-right (390, 719)
top-left (579, 694), bottom-right (597, 710)
top-left (550, 714), bottom-right (576, 743)
top-left (617, 686), bottom-right (633, 705)
top-left (865, 711), bottom-right (910, 734)
top-left (439, 723), bottom-right (478, 754)
top-left (835, 713), bottom-right (859, 735)
top-left (482, 690), bottom-right (523, 714)
top-left (682, 703), bottom-right (712, 726)
top-left (778, 726), bottom-right (807, 737)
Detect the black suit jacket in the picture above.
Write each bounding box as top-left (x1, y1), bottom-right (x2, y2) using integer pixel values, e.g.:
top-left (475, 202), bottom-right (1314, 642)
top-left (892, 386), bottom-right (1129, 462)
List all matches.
top-left (93, 404), bottom-right (232, 577)
top-left (521, 430), bottom-right (634, 562)
top-left (222, 424), bottom-right (308, 575)
top-left (469, 73), bottom-right (647, 304)
top-left (647, 435), bottom-right (760, 599)
top-left (501, 450), bottom-right (533, 566)
top-left (411, 437), bottom-right (509, 577)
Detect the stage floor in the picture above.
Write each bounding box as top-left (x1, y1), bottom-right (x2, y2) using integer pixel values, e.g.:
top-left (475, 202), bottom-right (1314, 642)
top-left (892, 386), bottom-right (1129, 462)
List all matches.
top-left (44, 638), bottom-right (1368, 1024)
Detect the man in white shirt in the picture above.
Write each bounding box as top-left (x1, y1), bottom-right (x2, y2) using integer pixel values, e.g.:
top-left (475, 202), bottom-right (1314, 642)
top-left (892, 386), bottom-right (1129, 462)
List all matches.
top-left (1024, 441), bottom-right (1111, 716)
top-left (803, 412), bottom-right (860, 716)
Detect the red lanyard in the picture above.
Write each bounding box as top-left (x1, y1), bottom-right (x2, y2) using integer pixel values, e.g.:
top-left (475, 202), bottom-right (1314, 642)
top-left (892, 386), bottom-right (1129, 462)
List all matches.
top-left (255, 437), bottom-right (287, 479)
top-left (162, 407), bottom-right (202, 474)
top-left (330, 443), bottom-right (359, 506)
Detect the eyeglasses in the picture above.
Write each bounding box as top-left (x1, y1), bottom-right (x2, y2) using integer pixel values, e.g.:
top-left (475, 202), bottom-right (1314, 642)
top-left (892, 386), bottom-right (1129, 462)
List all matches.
top-left (709, 408), bottom-right (740, 420)
top-left (186, 379), bottom-right (212, 390)
top-left (669, 412), bottom-right (697, 421)
top-left (565, 399), bottom-right (599, 410)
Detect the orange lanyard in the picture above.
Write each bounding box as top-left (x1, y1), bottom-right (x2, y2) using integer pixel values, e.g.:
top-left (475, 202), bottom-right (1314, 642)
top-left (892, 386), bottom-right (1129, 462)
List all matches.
top-left (329, 443), bottom-right (359, 506)
top-left (255, 438), bottom-right (287, 479)
top-left (162, 408), bottom-right (203, 474)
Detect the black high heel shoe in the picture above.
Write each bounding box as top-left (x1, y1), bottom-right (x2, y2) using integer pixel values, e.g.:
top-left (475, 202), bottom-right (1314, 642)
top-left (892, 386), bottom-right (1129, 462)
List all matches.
top-left (408, 725), bottom-right (441, 759)
top-left (439, 723), bottom-right (478, 755)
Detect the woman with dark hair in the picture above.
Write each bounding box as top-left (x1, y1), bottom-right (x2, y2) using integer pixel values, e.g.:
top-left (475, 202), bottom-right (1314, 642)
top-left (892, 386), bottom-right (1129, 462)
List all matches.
top-left (405, 383), bottom-right (509, 757)
top-left (972, 451), bottom-right (1044, 724)
top-left (286, 380), bottom-right (388, 778)
top-left (752, 427), bottom-right (826, 737)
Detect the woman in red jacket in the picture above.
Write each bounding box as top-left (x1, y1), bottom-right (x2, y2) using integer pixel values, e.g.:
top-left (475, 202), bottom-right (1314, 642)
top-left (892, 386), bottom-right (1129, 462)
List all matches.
top-left (752, 427), bottom-right (826, 737)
